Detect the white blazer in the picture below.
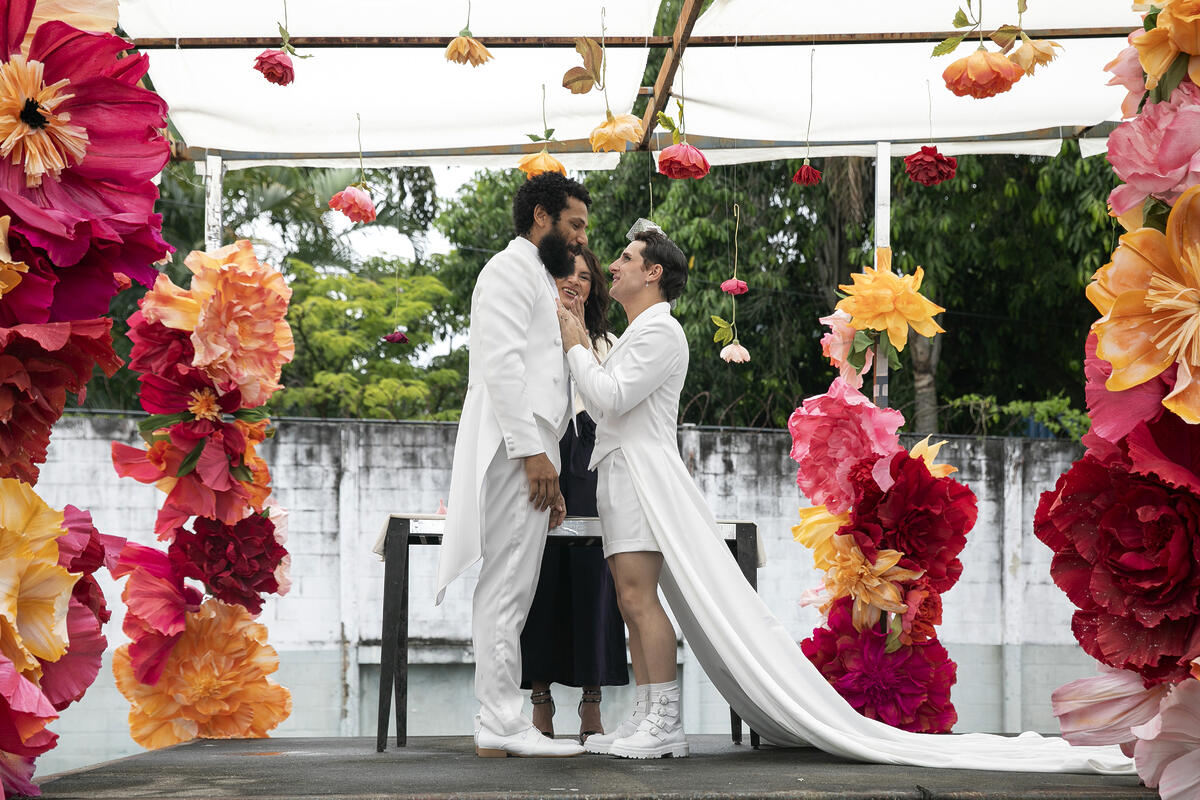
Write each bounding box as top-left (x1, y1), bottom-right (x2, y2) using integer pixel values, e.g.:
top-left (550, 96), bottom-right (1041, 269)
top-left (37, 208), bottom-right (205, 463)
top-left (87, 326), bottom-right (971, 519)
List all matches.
top-left (436, 237), bottom-right (571, 603)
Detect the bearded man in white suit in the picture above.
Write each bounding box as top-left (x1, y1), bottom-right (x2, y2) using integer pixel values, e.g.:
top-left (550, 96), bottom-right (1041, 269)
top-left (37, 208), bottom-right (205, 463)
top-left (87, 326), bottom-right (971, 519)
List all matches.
top-left (436, 173), bottom-right (592, 758)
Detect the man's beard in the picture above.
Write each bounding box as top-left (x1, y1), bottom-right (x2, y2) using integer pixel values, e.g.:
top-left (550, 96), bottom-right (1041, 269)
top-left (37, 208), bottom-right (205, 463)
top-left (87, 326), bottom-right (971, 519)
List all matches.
top-left (538, 229), bottom-right (578, 279)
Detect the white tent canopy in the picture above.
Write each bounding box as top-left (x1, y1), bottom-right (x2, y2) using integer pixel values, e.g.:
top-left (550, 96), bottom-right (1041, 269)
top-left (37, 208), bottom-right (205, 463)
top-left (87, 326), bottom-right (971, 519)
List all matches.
top-left (121, 0), bottom-right (1140, 171)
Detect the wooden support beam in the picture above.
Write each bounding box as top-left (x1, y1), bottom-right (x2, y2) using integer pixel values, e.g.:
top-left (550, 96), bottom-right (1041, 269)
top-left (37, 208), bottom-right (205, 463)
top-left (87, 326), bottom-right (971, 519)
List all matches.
top-left (637, 0), bottom-right (704, 151)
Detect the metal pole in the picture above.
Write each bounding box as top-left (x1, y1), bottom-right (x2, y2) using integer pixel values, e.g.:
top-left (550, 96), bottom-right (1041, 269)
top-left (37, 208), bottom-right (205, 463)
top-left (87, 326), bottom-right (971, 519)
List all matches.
top-left (872, 141), bottom-right (891, 409)
top-left (203, 153), bottom-right (224, 251)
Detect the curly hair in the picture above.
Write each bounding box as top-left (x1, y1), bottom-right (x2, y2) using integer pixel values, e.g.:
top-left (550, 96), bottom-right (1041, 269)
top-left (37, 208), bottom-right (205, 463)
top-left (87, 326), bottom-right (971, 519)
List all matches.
top-left (634, 230), bottom-right (688, 302)
top-left (577, 247), bottom-right (612, 347)
top-left (512, 172), bottom-right (591, 236)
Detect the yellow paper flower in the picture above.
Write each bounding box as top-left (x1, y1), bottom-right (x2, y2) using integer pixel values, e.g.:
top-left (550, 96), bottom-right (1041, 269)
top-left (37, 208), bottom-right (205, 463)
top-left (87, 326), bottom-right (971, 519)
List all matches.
top-left (1161, 0), bottom-right (1200, 55)
top-left (589, 111), bottom-right (643, 153)
top-left (1089, 184), bottom-right (1200, 422)
top-left (1008, 39), bottom-right (1062, 76)
top-left (1135, 26), bottom-right (1180, 90)
top-left (0, 216), bottom-right (28, 298)
top-left (445, 35), bottom-right (492, 67)
top-left (909, 435), bottom-right (958, 478)
top-left (791, 505), bottom-right (849, 571)
top-left (517, 148), bottom-right (566, 178)
top-left (113, 598), bottom-right (292, 750)
top-left (835, 247), bottom-right (946, 352)
top-left (821, 534), bottom-right (924, 632)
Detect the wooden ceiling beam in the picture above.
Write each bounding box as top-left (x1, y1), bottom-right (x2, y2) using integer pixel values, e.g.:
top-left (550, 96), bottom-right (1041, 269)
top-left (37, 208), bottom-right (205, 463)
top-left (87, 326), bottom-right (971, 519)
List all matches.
top-left (636, 0), bottom-right (704, 151)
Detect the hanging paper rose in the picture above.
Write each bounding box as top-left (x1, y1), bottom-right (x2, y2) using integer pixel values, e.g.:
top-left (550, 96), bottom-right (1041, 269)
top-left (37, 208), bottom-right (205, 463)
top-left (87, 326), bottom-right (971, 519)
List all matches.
top-left (517, 149), bottom-right (565, 179)
top-left (381, 330), bottom-right (410, 344)
top-left (445, 34), bottom-right (491, 67)
top-left (658, 142), bottom-right (710, 180)
top-left (329, 185), bottom-right (377, 224)
top-left (720, 278), bottom-right (747, 295)
top-left (253, 49), bottom-right (294, 86)
top-left (942, 47), bottom-right (1024, 99)
top-left (903, 146), bottom-right (957, 187)
top-left (168, 515), bottom-right (288, 617)
top-left (719, 341), bottom-right (750, 363)
top-left (590, 112), bottom-right (643, 153)
top-left (1007, 38), bottom-right (1062, 76)
top-left (792, 160), bottom-right (822, 186)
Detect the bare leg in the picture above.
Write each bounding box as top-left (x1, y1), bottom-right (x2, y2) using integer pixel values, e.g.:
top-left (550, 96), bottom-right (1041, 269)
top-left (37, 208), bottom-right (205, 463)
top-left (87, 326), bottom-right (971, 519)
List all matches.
top-left (530, 681), bottom-right (554, 736)
top-left (579, 685), bottom-right (603, 737)
top-left (609, 552), bottom-right (675, 684)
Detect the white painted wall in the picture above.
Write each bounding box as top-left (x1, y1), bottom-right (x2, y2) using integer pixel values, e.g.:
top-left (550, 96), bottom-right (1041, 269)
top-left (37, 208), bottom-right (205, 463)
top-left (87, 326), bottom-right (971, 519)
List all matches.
top-left (32, 413), bottom-right (1097, 775)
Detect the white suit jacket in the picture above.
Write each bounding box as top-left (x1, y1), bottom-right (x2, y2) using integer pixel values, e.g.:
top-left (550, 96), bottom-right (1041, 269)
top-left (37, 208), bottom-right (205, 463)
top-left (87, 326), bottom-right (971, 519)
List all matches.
top-left (565, 302), bottom-right (688, 469)
top-left (435, 237), bottom-right (571, 603)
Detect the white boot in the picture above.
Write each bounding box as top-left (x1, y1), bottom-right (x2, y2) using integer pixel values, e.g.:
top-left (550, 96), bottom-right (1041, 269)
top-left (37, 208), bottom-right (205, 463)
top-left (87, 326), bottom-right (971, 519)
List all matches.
top-left (609, 680), bottom-right (688, 759)
top-left (583, 683), bottom-right (649, 755)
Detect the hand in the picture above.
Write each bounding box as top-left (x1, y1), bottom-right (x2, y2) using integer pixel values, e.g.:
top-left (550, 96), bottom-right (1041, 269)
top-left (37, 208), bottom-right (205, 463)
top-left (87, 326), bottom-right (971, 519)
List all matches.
top-left (523, 452), bottom-right (560, 512)
top-left (548, 497), bottom-right (566, 530)
top-left (556, 300), bottom-right (589, 352)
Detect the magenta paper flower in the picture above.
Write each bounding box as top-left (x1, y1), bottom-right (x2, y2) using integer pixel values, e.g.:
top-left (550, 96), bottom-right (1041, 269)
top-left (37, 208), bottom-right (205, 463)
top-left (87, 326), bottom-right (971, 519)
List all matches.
top-left (381, 330), bottom-right (409, 344)
top-left (0, 0), bottom-right (171, 326)
top-left (111, 542), bottom-right (202, 685)
top-left (1084, 333), bottom-right (1172, 449)
top-left (1131, 679), bottom-right (1200, 800)
top-left (1107, 81), bottom-right (1200, 215)
top-left (787, 378), bottom-right (904, 514)
top-left (253, 49), bottom-right (294, 86)
top-left (720, 278), bottom-right (748, 295)
top-left (0, 654), bottom-right (57, 760)
top-left (819, 309), bottom-right (873, 390)
top-left (1052, 666), bottom-right (1170, 748)
top-left (1105, 35), bottom-right (1147, 120)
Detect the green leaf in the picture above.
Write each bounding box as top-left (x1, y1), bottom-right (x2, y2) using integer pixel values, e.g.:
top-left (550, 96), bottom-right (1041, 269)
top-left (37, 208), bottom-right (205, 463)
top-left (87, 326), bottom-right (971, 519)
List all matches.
top-left (175, 439), bottom-right (207, 479)
top-left (1151, 53), bottom-right (1189, 103)
top-left (233, 407), bottom-right (271, 423)
top-left (1144, 8), bottom-right (1160, 31)
top-left (278, 22), bottom-right (290, 44)
top-left (1144, 197), bottom-right (1171, 233)
top-left (710, 315), bottom-right (731, 328)
top-left (850, 329), bottom-right (874, 354)
top-left (846, 347), bottom-right (867, 371)
top-left (544, 128), bottom-right (555, 140)
top-left (718, 328), bottom-right (734, 345)
top-left (886, 341), bottom-right (903, 371)
top-left (952, 8), bottom-right (970, 28)
top-left (526, 133), bottom-right (544, 143)
top-left (138, 412), bottom-right (190, 436)
top-left (656, 111), bottom-right (678, 133)
top-left (230, 464), bottom-right (254, 482)
top-left (931, 35), bottom-right (965, 57)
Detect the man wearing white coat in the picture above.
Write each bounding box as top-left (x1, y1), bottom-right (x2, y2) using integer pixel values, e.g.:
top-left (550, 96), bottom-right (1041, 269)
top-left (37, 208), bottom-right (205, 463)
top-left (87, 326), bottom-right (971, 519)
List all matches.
top-left (436, 173), bottom-right (591, 758)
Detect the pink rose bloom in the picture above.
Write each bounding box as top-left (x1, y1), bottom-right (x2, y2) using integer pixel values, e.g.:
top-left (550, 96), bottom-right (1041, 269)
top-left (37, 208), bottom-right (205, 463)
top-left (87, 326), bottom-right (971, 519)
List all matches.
top-left (819, 309), bottom-right (873, 390)
top-left (787, 378), bottom-right (905, 514)
top-left (329, 185), bottom-right (378, 223)
top-left (1051, 666), bottom-right (1170, 748)
top-left (720, 341), bottom-right (750, 363)
top-left (720, 278), bottom-right (748, 295)
top-left (1107, 81), bottom-right (1200, 214)
top-left (1105, 35), bottom-right (1147, 119)
top-left (1131, 679), bottom-right (1200, 800)
top-left (253, 49), bottom-right (295, 86)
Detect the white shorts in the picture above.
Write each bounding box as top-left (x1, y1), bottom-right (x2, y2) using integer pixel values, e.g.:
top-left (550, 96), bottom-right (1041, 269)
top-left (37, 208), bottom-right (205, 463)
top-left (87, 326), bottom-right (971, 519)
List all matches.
top-left (595, 449), bottom-right (660, 559)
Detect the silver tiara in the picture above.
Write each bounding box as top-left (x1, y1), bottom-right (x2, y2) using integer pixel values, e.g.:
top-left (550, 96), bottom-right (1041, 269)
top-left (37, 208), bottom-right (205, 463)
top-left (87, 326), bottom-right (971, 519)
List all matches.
top-left (626, 218), bottom-right (664, 240)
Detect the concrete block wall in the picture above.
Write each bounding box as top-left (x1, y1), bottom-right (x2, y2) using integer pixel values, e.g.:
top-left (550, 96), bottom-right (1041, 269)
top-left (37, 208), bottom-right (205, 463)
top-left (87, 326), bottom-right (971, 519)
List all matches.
top-left (30, 412), bottom-right (1094, 775)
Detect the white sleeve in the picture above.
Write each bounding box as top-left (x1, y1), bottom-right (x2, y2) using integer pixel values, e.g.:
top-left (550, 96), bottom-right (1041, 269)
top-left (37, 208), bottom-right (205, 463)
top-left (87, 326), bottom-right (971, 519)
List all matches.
top-left (567, 320), bottom-right (681, 418)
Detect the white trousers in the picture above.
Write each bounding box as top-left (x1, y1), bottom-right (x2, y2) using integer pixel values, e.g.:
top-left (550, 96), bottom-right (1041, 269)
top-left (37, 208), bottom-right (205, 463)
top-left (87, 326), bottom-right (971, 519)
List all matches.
top-left (472, 426), bottom-right (560, 735)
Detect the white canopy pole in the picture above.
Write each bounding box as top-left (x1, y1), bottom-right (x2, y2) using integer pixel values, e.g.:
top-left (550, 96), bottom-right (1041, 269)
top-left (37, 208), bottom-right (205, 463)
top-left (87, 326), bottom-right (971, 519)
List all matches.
top-left (872, 141), bottom-right (891, 408)
top-left (204, 153), bottom-right (224, 251)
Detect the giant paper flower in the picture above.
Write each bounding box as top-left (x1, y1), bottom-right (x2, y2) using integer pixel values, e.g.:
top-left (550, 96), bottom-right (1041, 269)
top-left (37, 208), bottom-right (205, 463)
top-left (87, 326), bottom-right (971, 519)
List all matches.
top-left (818, 309), bottom-right (872, 390)
top-left (0, 654), bottom-right (57, 761)
top-left (141, 241), bottom-right (294, 408)
top-left (113, 598), bottom-right (292, 749)
top-left (0, 0), bottom-right (171, 326)
top-left (1131, 678), bottom-right (1200, 800)
top-left (0, 319), bottom-right (120, 483)
top-left (1105, 81), bottom-right (1200, 215)
top-left (801, 597), bottom-right (957, 733)
top-left (1035, 454), bottom-right (1200, 685)
top-left (898, 577), bottom-right (943, 647)
top-left (787, 378), bottom-right (904, 514)
top-left (836, 248), bottom-right (945, 352)
top-left (1135, 1), bottom-right (1200, 90)
top-left (1008, 38), bottom-right (1061, 76)
top-left (1089, 185), bottom-right (1200, 423)
top-left (1105, 35), bottom-right (1147, 119)
top-left (590, 112), bottom-right (643, 153)
top-left (942, 46), bottom-right (1024, 99)
top-left (168, 515), bottom-right (287, 617)
top-left (1083, 333), bottom-right (1173, 451)
top-left (908, 435), bottom-right (957, 479)
top-left (1052, 666), bottom-right (1171, 748)
top-left (821, 533), bottom-right (922, 632)
top-left (111, 543), bottom-right (202, 685)
top-left (126, 310), bottom-right (197, 380)
top-left (791, 505), bottom-right (848, 571)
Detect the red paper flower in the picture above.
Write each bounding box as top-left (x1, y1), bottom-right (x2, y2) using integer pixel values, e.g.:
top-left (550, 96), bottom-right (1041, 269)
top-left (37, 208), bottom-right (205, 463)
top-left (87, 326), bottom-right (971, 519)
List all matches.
top-left (801, 597), bottom-right (958, 733)
top-left (720, 278), bottom-right (748, 295)
top-left (253, 49), bottom-right (294, 86)
top-left (1035, 454), bottom-right (1200, 685)
top-left (841, 451), bottom-right (977, 594)
top-left (899, 577), bottom-right (943, 646)
top-left (657, 142), bottom-right (710, 180)
top-left (168, 515), bottom-right (287, 617)
top-left (792, 160), bottom-right (822, 186)
top-left (0, 319), bottom-right (121, 483)
top-left (126, 310), bottom-right (198, 381)
top-left (903, 146), bottom-right (957, 187)
top-left (0, 1), bottom-right (171, 326)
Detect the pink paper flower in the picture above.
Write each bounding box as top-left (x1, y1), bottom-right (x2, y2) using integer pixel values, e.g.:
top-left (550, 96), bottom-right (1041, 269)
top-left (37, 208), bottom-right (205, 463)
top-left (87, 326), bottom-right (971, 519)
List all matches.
top-left (1105, 35), bottom-right (1147, 119)
top-left (111, 542), bottom-right (202, 685)
top-left (1107, 81), bottom-right (1200, 215)
top-left (719, 341), bottom-right (750, 363)
top-left (819, 309), bottom-right (873, 390)
top-left (1083, 333), bottom-right (1172, 450)
top-left (329, 185), bottom-right (377, 223)
top-left (1052, 666), bottom-right (1171, 748)
top-left (253, 49), bottom-right (294, 86)
top-left (658, 142), bottom-right (710, 180)
top-left (787, 378), bottom-right (904, 514)
top-left (720, 278), bottom-right (748, 295)
top-left (1131, 679), bottom-right (1200, 800)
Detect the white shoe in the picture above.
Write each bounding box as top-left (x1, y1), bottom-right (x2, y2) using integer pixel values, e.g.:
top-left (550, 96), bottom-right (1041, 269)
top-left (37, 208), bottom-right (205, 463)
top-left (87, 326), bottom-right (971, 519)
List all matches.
top-left (475, 724), bottom-right (585, 758)
top-left (584, 684), bottom-right (650, 755)
top-left (609, 682), bottom-right (688, 759)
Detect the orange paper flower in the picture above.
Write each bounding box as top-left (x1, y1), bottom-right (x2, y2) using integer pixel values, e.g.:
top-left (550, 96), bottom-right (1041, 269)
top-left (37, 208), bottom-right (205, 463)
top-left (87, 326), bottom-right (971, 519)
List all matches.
top-left (113, 598), bottom-right (292, 750)
top-left (1088, 184), bottom-right (1200, 423)
top-left (1008, 39), bottom-right (1062, 76)
top-left (942, 46), bottom-right (1024, 99)
top-left (1134, 26), bottom-right (1180, 90)
top-left (821, 534), bottom-right (924, 632)
top-left (445, 35), bottom-right (491, 67)
top-left (517, 148), bottom-right (566, 179)
top-left (590, 111), bottom-right (643, 153)
top-left (836, 248), bottom-right (946, 352)
top-left (1161, 0), bottom-right (1200, 55)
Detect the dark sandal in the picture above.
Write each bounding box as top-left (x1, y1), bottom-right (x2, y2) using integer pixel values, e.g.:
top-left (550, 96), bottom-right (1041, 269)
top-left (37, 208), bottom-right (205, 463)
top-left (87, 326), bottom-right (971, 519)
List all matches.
top-left (531, 690), bottom-right (555, 738)
top-left (578, 688), bottom-right (603, 743)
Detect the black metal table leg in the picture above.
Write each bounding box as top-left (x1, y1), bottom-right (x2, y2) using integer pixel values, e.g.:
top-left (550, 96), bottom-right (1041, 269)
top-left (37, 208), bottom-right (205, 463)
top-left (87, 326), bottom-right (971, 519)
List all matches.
top-left (396, 531), bottom-right (410, 748)
top-left (735, 522), bottom-right (761, 749)
top-left (376, 517), bottom-right (409, 751)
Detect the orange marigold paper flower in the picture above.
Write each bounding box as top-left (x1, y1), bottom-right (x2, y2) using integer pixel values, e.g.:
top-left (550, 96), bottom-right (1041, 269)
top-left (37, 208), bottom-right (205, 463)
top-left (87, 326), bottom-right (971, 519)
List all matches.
top-left (792, 505), bottom-right (850, 572)
top-left (942, 46), bottom-right (1024, 99)
top-left (445, 35), bottom-right (491, 67)
top-left (821, 534), bottom-right (923, 632)
top-left (517, 148), bottom-right (566, 179)
top-left (590, 111), bottom-right (643, 153)
top-left (1088, 184), bottom-right (1200, 423)
top-left (113, 598), bottom-right (292, 750)
top-left (909, 435), bottom-right (958, 478)
top-left (835, 248), bottom-right (946, 352)
top-left (1008, 38), bottom-right (1062, 76)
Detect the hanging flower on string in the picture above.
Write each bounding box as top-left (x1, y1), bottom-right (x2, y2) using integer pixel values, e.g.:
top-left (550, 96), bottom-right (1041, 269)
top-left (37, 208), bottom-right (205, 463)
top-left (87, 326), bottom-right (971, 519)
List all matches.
top-left (933, 2), bottom-right (1037, 99)
top-left (656, 100), bottom-right (710, 180)
top-left (564, 12), bottom-right (644, 153)
top-left (713, 204), bottom-right (749, 364)
top-left (792, 49), bottom-right (823, 187)
top-left (329, 114), bottom-right (377, 224)
top-left (253, 2), bottom-right (310, 86)
top-left (905, 146), bottom-right (957, 186)
top-left (518, 85), bottom-right (567, 179)
top-left (381, 331), bottom-right (409, 345)
top-left (445, 1), bottom-right (492, 67)
top-left (793, 161), bottom-right (822, 186)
